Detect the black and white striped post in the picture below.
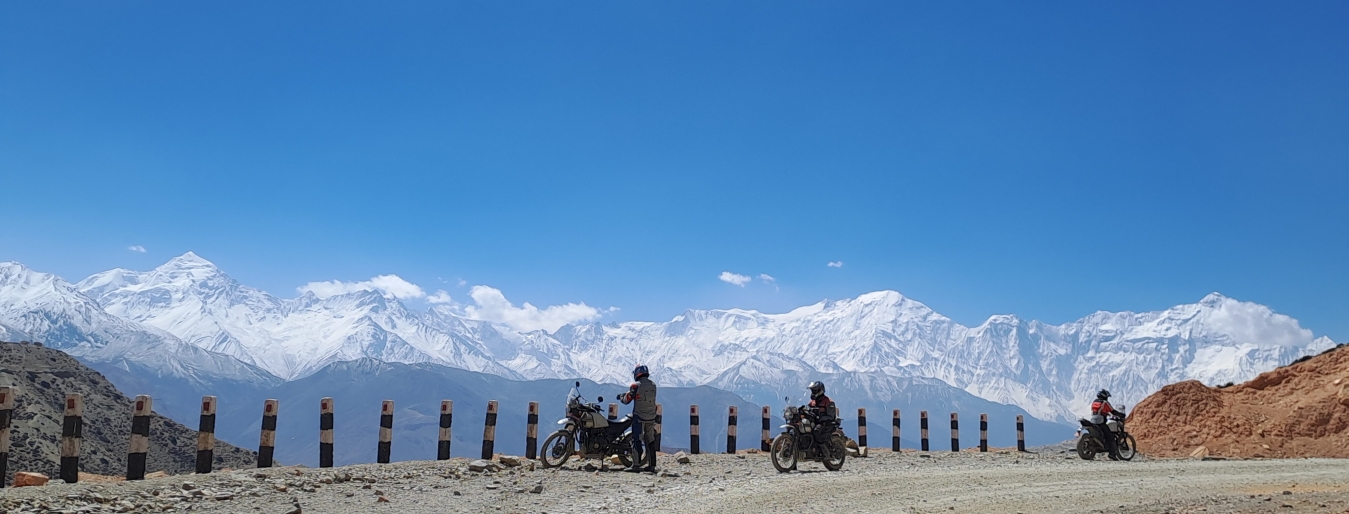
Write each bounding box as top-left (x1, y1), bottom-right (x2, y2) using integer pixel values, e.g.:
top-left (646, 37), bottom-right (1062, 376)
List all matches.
top-left (258, 399), bottom-right (278, 468)
top-left (654, 404), bottom-right (663, 452)
top-left (319, 397), bottom-right (334, 468)
top-left (196, 396), bottom-right (217, 474)
top-left (950, 412), bottom-right (959, 452)
top-left (857, 408), bottom-right (868, 448)
top-left (438, 400), bottom-right (453, 460)
top-left (608, 403), bottom-right (618, 421)
top-left (920, 410), bottom-right (929, 452)
top-left (760, 406), bottom-right (771, 451)
top-left (979, 414), bottom-right (989, 452)
top-left (890, 407), bottom-right (901, 450)
top-left (377, 400), bottom-right (394, 464)
top-left (127, 395), bottom-right (152, 480)
top-left (1016, 415), bottom-right (1026, 452)
top-left (60, 393), bottom-right (83, 484)
top-left (481, 400), bottom-right (498, 459)
top-left (689, 405), bottom-right (700, 455)
top-left (0, 387), bottom-right (12, 488)
top-left (725, 406), bottom-right (738, 454)
top-left (525, 401), bottom-right (539, 460)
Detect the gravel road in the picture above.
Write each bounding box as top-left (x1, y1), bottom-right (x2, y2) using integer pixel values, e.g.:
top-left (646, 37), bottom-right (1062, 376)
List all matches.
top-left (2, 449), bottom-right (1347, 513)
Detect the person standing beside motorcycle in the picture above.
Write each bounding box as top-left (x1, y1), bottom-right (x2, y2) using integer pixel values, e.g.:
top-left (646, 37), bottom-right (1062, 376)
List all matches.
top-left (1091, 389), bottom-right (1121, 458)
top-left (620, 364), bottom-right (658, 472)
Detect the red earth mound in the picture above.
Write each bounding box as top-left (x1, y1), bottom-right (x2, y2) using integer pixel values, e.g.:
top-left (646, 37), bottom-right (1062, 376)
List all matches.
top-left (1128, 344), bottom-right (1349, 459)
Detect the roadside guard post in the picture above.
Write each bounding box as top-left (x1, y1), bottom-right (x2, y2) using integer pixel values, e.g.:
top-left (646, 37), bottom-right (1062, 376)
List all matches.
top-left (378, 400), bottom-right (394, 464)
top-left (950, 412), bottom-right (959, 452)
top-left (726, 406), bottom-right (738, 454)
top-left (319, 397), bottom-right (335, 468)
top-left (481, 400), bottom-right (498, 459)
top-left (127, 395), bottom-right (152, 480)
top-left (60, 393), bottom-right (83, 483)
top-left (0, 387), bottom-right (11, 487)
top-left (438, 400), bottom-right (453, 460)
top-left (920, 411), bottom-right (929, 451)
top-left (858, 408), bottom-right (868, 448)
top-left (525, 401), bottom-right (539, 460)
top-left (689, 405), bottom-right (700, 454)
top-left (197, 396), bottom-right (217, 473)
top-left (1016, 415), bottom-right (1026, 452)
top-left (258, 399), bottom-right (278, 468)
top-left (760, 406), bottom-right (771, 452)
top-left (891, 409), bottom-right (901, 452)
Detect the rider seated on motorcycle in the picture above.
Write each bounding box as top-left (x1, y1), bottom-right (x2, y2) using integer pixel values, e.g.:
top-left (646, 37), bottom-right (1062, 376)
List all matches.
top-left (1091, 389), bottom-right (1122, 458)
top-left (619, 364), bottom-right (658, 473)
top-left (806, 381), bottom-right (835, 426)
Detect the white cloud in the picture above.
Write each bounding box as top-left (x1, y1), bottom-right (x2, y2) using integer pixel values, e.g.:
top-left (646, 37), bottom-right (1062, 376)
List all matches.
top-left (463, 285), bottom-right (609, 333)
top-left (297, 274), bottom-right (427, 300)
top-left (758, 274), bottom-right (775, 283)
top-left (457, 278), bottom-right (468, 287)
top-left (127, 245), bottom-right (147, 253)
top-left (719, 271), bottom-right (752, 287)
top-left (827, 261), bottom-right (844, 268)
top-left (427, 290), bottom-right (454, 304)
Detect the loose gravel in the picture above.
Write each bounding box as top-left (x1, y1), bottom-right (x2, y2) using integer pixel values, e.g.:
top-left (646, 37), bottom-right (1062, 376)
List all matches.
top-left (2, 450), bottom-right (1347, 513)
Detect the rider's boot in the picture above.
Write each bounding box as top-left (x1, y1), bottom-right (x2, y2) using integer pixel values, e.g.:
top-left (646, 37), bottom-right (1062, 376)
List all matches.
top-left (625, 449), bottom-right (645, 472)
top-left (642, 445), bottom-right (657, 473)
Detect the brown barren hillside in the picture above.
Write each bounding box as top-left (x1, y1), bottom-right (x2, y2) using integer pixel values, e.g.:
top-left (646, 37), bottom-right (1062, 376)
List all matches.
top-left (1128, 344), bottom-right (1349, 458)
top-left (0, 341), bottom-right (256, 485)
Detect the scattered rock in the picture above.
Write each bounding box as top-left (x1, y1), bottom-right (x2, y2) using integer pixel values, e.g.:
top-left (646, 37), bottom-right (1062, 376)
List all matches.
top-left (14, 472), bottom-right (50, 487)
top-left (498, 455), bottom-right (522, 467)
top-left (376, 496), bottom-right (390, 503)
top-left (1190, 446), bottom-right (1210, 459)
top-left (674, 452), bottom-right (691, 464)
top-left (529, 485), bottom-right (544, 494)
top-left (469, 460), bottom-right (501, 473)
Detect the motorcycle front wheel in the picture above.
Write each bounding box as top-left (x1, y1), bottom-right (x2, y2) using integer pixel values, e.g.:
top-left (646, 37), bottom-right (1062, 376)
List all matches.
top-left (822, 435), bottom-right (847, 471)
top-left (1075, 435), bottom-right (1097, 460)
top-left (1117, 434), bottom-right (1137, 461)
top-left (770, 434), bottom-right (798, 473)
top-left (540, 430), bottom-right (575, 468)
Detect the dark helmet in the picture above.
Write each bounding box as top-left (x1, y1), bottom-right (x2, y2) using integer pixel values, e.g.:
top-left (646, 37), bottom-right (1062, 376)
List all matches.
top-left (808, 381), bottom-right (826, 398)
top-left (1096, 389), bottom-right (1111, 401)
top-left (633, 364), bottom-right (650, 381)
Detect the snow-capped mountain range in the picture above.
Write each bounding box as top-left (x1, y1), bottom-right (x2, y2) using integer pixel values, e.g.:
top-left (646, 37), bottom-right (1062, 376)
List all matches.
top-left (1, 252), bottom-right (1337, 425)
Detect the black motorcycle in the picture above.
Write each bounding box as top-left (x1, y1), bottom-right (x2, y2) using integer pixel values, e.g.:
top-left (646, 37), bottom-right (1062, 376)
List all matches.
top-left (770, 403), bottom-right (846, 472)
top-left (540, 382), bottom-right (635, 468)
top-left (1076, 407), bottom-right (1137, 461)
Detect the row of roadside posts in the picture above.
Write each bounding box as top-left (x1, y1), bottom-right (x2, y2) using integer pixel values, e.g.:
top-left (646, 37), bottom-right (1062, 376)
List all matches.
top-left (0, 386), bottom-right (1029, 486)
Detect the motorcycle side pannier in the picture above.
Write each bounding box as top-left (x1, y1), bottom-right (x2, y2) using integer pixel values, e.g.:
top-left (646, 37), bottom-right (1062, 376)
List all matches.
top-left (1089, 414), bottom-right (1106, 425)
top-left (1106, 420), bottom-right (1122, 433)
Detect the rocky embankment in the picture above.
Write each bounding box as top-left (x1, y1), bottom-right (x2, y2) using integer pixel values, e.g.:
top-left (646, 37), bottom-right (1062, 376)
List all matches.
top-left (1128, 344), bottom-right (1349, 459)
top-left (0, 342), bottom-right (255, 484)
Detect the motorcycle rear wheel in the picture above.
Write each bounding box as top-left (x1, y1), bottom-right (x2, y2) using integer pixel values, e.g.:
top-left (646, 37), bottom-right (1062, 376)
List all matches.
top-left (770, 434), bottom-right (798, 473)
top-left (1117, 434), bottom-right (1137, 461)
top-left (822, 435), bottom-right (847, 471)
top-left (1075, 435), bottom-right (1097, 460)
top-left (540, 431), bottom-right (575, 468)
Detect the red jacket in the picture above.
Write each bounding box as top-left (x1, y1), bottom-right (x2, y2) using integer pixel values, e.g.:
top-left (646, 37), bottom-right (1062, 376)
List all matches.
top-left (1091, 400), bottom-right (1115, 417)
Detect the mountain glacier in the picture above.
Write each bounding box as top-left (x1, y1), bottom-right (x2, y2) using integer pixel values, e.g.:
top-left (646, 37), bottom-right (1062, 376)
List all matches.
top-left (2, 252), bottom-right (1338, 428)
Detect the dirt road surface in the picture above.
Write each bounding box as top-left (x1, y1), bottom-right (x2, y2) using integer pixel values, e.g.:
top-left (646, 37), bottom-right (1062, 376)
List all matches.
top-left (2, 450), bottom-right (1346, 513)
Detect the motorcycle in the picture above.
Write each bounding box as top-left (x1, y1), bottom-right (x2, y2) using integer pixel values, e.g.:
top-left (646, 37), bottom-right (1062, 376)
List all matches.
top-left (1076, 406), bottom-right (1137, 461)
top-left (540, 382), bottom-right (636, 468)
top-left (769, 401), bottom-right (847, 472)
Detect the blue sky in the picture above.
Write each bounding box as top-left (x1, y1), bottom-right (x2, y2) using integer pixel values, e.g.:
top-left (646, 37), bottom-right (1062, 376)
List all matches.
top-left (2, 2), bottom-right (1346, 339)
